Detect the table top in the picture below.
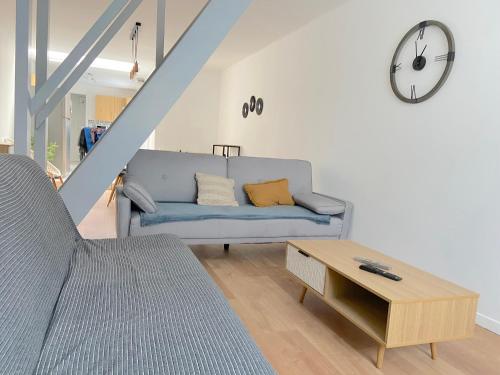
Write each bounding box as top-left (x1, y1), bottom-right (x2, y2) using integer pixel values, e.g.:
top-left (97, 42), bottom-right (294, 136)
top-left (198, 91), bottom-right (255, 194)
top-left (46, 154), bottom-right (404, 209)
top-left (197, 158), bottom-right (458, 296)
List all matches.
top-left (287, 240), bottom-right (478, 303)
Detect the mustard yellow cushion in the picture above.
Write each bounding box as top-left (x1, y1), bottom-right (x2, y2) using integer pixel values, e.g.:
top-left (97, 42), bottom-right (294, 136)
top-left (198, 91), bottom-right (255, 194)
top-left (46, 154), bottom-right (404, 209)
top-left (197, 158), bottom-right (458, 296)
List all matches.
top-left (243, 179), bottom-right (295, 207)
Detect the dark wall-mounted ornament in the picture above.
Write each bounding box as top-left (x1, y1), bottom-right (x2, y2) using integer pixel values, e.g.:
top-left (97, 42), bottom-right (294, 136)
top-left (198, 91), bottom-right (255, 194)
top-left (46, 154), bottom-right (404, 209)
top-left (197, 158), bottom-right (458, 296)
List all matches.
top-left (242, 102), bottom-right (249, 118)
top-left (256, 98), bottom-right (264, 115)
top-left (249, 96), bottom-right (256, 112)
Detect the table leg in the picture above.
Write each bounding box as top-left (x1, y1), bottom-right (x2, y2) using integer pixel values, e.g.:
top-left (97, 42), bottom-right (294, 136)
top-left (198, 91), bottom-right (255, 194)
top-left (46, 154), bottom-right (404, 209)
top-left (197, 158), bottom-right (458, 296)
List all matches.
top-left (107, 176), bottom-right (120, 207)
top-left (299, 286), bottom-right (307, 303)
top-left (430, 343), bottom-right (437, 360)
top-left (376, 345), bottom-right (385, 369)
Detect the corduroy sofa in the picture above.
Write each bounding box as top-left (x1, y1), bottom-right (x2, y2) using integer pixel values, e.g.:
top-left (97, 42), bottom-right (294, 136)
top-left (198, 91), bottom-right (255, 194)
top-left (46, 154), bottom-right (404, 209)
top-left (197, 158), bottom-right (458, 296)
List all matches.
top-left (0, 155), bottom-right (274, 375)
top-left (117, 150), bottom-right (353, 244)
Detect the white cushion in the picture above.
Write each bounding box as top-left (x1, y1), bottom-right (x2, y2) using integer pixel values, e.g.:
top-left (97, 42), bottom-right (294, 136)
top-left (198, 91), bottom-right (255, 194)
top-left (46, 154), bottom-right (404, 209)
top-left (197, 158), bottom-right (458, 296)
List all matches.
top-left (195, 172), bottom-right (238, 207)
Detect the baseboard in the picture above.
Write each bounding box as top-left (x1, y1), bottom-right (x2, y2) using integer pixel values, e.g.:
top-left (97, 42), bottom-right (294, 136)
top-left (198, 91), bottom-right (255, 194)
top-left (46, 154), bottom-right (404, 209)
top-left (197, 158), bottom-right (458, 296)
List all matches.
top-left (477, 313), bottom-right (500, 335)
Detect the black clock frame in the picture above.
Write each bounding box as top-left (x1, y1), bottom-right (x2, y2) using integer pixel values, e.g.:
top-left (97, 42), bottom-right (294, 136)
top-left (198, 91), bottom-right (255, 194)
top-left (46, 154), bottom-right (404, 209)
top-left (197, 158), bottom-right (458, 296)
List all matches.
top-left (390, 20), bottom-right (455, 104)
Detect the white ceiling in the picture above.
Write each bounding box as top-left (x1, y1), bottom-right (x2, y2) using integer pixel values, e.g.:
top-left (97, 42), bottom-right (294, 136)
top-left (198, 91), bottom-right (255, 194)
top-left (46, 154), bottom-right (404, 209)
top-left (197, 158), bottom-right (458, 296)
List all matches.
top-left (47, 0), bottom-right (342, 88)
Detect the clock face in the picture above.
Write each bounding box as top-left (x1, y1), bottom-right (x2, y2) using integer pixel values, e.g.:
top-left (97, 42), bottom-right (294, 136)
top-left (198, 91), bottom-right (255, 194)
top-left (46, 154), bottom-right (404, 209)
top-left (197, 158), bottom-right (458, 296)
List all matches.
top-left (390, 21), bottom-right (455, 103)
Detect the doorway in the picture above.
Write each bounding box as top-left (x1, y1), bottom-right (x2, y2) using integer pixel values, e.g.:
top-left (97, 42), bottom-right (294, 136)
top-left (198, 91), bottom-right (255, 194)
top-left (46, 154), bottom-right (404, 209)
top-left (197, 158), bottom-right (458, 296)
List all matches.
top-left (70, 94), bottom-right (87, 166)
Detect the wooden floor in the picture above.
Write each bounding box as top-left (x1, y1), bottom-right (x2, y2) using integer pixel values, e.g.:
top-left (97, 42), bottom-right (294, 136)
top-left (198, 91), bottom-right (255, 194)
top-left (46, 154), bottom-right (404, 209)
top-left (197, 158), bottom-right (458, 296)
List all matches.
top-left (80, 192), bottom-right (500, 375)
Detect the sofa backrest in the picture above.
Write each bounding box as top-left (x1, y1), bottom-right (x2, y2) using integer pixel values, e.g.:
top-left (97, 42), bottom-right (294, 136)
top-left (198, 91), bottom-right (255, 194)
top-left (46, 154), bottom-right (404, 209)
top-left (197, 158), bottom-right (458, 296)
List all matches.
top-left (127, 150), bottom-right (227, 202)
top-left (0, 155), bottom-right (80, 375)
top-left (228, 156), bottom-right (313, 204)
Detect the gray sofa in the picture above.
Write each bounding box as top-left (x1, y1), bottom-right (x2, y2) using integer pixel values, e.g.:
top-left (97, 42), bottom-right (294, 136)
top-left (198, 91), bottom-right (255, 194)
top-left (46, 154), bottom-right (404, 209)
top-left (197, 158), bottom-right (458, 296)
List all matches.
top-left (0, 155), bottom-right (274, 375)
top-left (117, 150), bottom-right (353, 244)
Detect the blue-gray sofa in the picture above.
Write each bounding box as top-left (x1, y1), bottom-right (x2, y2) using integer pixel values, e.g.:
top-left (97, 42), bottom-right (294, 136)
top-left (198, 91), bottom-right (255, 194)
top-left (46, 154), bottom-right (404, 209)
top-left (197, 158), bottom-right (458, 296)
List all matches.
top-left (117, 150), bottom-right (353, 244)
top-left (0, 155), bottom-right (274, 375)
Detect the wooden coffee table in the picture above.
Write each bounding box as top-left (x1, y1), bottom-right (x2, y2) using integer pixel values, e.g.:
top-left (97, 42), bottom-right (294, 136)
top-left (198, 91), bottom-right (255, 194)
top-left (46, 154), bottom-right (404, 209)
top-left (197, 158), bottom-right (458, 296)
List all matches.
top-left (286, 240), bottom-right (479, 369)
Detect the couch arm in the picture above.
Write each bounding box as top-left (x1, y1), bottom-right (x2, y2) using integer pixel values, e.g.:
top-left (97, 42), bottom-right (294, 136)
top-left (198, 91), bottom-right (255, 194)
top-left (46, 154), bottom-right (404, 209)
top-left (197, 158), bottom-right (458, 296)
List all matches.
top-left (311, 193), bottom-right (353, 240)
top-left (116, 187), bottom-right (131, 238)
top-left (294, 192), bottom-right (346, 215)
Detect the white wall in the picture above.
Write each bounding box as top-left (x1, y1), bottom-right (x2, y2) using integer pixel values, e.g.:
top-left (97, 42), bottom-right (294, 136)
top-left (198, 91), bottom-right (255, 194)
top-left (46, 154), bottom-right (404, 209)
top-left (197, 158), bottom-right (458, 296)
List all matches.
top-left (218, 0), bottom-right (500, 333)
top-left (155, 68), bottom-right (221, 154)
top-left (0, 2), bottom-right (16, 142)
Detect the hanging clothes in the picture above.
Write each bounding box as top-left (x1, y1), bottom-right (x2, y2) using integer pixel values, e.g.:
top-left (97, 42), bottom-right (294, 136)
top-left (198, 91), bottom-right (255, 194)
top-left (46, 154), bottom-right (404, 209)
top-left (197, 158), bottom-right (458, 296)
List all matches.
top-left (80, 126), bottom-right (108, 159)
top-left (78, 128), bottom-right (88, 161)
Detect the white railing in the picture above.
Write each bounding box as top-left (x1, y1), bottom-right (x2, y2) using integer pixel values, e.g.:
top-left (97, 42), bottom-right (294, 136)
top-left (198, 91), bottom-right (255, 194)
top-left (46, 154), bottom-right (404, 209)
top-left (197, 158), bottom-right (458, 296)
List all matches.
top-left (15, 0), bottom-right (252, 223)
top-left (14, 0), bottom-right (145, 167)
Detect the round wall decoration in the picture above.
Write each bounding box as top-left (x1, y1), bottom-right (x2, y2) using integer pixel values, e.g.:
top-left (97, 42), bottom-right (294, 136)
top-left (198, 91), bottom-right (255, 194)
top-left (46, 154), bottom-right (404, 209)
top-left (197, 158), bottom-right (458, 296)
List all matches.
top-left (390, 20), bottom-right (455, 104)
top-left (256, 98), bottom-right (264, 115)
top-left (242, 102), bottom-right (249, 118)
top-left (249, 96), bottom-right (256, 112)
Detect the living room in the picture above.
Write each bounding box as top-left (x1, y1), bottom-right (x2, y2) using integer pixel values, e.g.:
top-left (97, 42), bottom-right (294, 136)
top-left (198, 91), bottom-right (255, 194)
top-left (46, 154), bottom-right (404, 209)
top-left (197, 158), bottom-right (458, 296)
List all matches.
top-left (1, 0), bottom-right (499, 374)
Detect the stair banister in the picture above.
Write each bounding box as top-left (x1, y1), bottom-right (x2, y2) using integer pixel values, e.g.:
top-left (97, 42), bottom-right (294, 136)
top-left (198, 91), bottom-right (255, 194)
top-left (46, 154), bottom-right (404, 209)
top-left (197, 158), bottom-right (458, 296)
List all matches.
top-left (30, 0), bottom-right (129, 116)
top-left (34, 0), bottom-right (143, 128)
top-left (60, 0), bottom-right (253, 223)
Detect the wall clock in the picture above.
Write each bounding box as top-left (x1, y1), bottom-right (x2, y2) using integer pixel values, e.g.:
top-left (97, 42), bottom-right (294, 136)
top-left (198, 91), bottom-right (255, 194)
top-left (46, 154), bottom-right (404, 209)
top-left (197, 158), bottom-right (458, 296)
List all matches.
top-left (390, 20), bottom-right (455, 104)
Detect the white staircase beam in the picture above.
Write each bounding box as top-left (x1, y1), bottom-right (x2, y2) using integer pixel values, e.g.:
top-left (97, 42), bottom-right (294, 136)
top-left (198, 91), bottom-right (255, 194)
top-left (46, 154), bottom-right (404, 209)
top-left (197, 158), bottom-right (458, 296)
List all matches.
top-left (60, 0), bottom-right (253, 223)
top-left (156, 0), bottom-right (166, 68)
top-left (34, 0), bottom-right (50, 168)
top-left (14, 0), bottom-right (32, 156)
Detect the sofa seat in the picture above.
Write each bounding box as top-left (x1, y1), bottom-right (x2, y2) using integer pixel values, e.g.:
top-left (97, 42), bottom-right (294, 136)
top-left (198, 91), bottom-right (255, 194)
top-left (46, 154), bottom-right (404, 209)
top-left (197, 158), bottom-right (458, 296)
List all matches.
top-left (34, 234), bottom-right (274, 375)
top-left (141, 203), bottom-right (332, 226)
top-left (129, 204), bottom-right (344, 243)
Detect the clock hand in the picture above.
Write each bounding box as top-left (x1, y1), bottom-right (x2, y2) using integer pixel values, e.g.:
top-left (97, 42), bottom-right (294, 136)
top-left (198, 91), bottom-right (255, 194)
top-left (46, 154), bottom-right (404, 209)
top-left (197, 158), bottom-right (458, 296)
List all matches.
top-left (415, 41), bottom-right (418, 58)
top-left (419, 44), bottom-right (428, 57)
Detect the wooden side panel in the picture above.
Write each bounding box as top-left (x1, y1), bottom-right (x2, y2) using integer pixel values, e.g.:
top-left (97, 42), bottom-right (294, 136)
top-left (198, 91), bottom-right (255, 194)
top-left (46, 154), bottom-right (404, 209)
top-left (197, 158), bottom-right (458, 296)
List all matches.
top-left (386, 297), bottom-right (477, 348)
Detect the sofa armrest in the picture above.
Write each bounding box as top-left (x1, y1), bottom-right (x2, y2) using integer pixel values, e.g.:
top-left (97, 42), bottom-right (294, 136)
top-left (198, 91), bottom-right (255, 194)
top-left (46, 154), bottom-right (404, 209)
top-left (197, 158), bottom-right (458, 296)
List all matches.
top-left (310, 193), bottom-right (353, 240)
top-left (116, 187), bottom-right (132, 238)
top-left (294, 192), bottom-right (346, 215)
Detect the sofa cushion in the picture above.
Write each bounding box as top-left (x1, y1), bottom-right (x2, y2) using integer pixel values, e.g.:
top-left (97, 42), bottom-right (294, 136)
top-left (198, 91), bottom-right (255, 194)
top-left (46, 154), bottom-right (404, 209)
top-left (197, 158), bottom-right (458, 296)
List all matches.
top-left (34, 234), bottom-right (274, 375)
top-left (127, 150), bottom-right (227, 203)
top-left (195, 172), bottom-right (238, 206)
top-left (294, 193), bottom-right (346, 215)
top-left (228, 156), bottom-right (312, 204)
top-left (0, 155), bottom-right (79, 375)
top-left (130, 208), bottom-right (343, 240)
top-left (244, 179), bottom-right (295, 207)
top-left (140, 203), bottom-right (331, 226)
top-left (122, 177), bottom-right (158, 213)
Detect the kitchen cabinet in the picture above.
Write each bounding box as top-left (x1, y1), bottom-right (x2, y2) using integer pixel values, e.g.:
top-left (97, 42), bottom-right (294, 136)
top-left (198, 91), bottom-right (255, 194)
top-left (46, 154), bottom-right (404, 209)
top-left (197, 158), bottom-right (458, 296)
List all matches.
top-left (95, 95), bottom-right (128, 122)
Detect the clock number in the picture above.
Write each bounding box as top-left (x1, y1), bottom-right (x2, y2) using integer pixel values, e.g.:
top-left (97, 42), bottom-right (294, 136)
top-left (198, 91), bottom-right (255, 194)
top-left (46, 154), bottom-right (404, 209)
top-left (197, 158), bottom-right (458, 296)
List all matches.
top-left (391, 63), bottom-right (402, 73)
top-left (417, 21), bottom-right (427, 40)
top-left (410, 85), bottom-right (417, 101)
top-left (435, 51), bottom-right (455, 62)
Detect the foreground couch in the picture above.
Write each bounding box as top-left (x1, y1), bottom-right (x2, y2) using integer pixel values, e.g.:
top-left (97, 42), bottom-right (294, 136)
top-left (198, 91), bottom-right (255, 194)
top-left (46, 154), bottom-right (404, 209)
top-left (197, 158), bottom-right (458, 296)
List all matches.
top-left (0, 155), bottom-right (274, 375)
top-left (117, 150), bottom-right (353, 244)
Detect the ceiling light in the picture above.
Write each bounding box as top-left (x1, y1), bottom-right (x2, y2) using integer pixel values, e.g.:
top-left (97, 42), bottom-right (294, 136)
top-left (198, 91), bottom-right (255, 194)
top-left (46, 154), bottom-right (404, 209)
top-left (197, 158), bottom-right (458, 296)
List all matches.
top-left (28, 48), bottom-right (132, 73)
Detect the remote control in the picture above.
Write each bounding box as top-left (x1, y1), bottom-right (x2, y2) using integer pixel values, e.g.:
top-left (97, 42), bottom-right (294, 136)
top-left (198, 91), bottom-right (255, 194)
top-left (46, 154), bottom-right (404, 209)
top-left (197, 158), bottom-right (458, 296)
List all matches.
top-left (359, 264), bottom-right (402, 281)
top-left (354, 257), bottom-right (391, 271)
